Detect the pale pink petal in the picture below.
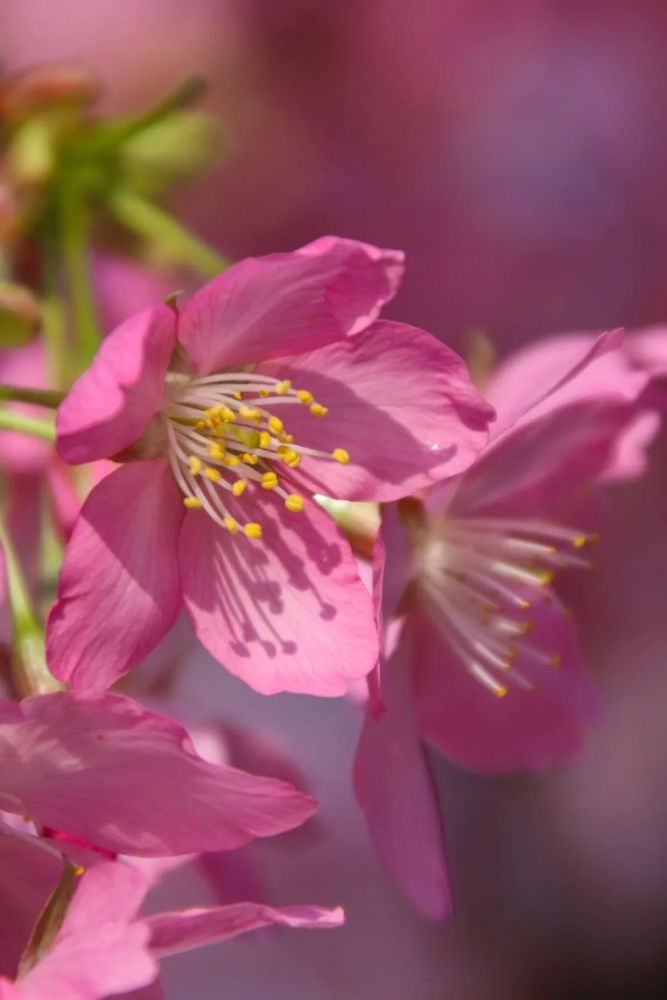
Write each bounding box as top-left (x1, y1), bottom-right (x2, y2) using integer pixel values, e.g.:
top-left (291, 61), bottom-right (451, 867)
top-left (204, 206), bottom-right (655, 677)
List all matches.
top-left (0, 692), bottom-right (317, 855)
top-left (179, 493), bottom-right (378, 696)
top-left (147, 902), bottom-right (344, 958)
top-left (177, 237), bottom-right (404, 373)
top-left (626, 324), bottom-right (667, 376)
top-left (487, 328), bottom-right (648, 439)
top-left (601, 410), bottom-right (662, 481)
top-left (412, 602), bottom-right (599, 773)
top-left (16, 862), bottom-right (156, 1000)
top-left (56, 305), bottom-right (176, 464)
top-left (46, 461), bottom-right (183, 693)
top-left (259, 320), bottom-right (493, 502)
top-left (354, 634), bottom-right (452, 920)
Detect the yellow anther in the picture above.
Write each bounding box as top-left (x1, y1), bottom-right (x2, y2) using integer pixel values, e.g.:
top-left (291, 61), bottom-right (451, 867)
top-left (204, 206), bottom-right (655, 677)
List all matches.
top-left (239, 406), bottom-right (262, 422)
top-left (499, 660), bottom-right (513, 671)
top-left (188, 456), bottom-right (203, 476)
top-left (332, 448), bottom-right (350, 465)
top-left (244, 522), bottom-right (263, 540)
top-left (232, 479), bottom-right (248, 497)
top-left (277, 446), bottom-right (301, 468)
top-left (261, 471), bottom-right (279, 490)
top-left (276, 379), bottom-right (292, 395)
top-left (233, 390), bottom-right (243, 400)
top-left (518, 599), bottom-right (531, 610)
top-left (296, 390), bottom-right (313, 405)
top-left (194, 420), bottom-right (206, 431)
top-left (224, 516), bottom-right (238, 534)
top-left (285, 493), bottom-right (305, 513)
top-left (223, 455), bottom-right (241, 467)
top-left (241, 452), bottom-right (258, 465)
top-left (268, 415), bottom-right (284, 434)
top-left (204, 404), bottom-right (224, 419)
top-left (278, 432), bottom-right (294, 444)
top-left (220, 407), bottom-right (236, 423)
top-left (550, 654), bottom-right (562, 668)
top-left (259, 389), bottom-right (269, 398)
top-left (538, 570), bottom-right (555, 585)
top-left (208, 443), bottom-right (225, 461)
top-left (204, 467), bottom-right (221, 482)
top-left (183, 496), bottom-right (202, 509)
top-left (259, 430), bottom-right (272, 449)
top-left (73, 865), bottom-right (85, 876)
top-left (573, 535), bottom-right (587, 549)
top-left (494, 685), bottom-right (508, 698)
top-left (310, 402), bottom-right (328, 416)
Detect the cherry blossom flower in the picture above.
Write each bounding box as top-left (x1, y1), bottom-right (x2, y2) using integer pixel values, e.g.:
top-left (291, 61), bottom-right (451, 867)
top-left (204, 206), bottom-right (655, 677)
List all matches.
top-left (47, 236), bottom-right (493, 696)
top-left (0, 830), bottom-right (343, 1000)
top-left (355, 328), bottom-right (657, 918)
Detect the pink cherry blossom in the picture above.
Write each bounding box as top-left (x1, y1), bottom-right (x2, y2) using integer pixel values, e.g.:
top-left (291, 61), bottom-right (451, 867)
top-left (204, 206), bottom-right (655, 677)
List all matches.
top-left (0, 690), bottom-right (316, 857)
top-left (0, 830), bottom-right (343, 1000)
top-left (355, 328), bottom-right (657, 917)
top-left (47, 236), bottom-right (493, 697)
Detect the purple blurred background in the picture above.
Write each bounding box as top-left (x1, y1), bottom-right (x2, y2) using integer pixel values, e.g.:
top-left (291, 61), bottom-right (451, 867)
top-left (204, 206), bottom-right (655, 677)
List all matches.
top-left (3, 2), bottom-right (667, 997)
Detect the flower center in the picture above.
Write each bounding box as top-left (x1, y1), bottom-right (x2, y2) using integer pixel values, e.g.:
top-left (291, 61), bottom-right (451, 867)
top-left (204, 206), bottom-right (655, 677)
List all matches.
top-left (164, 371), bottom-right (349, 540)
top-left (415, 515), bottom-right (596, 697)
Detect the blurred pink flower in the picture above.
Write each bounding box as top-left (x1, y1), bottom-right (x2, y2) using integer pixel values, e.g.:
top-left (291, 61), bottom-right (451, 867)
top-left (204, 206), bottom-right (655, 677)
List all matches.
top-left (355, 328), bottom-right (657, 918)
top-left (0, 691), bottom-right (316, 857)
top-left (47, 236), bottom-right (493, 697)
top-left (0, 828), bottom-right (343, 999)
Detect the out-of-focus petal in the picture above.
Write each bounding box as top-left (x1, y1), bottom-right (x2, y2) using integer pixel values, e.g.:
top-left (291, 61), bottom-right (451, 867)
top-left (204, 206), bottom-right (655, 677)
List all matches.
top-left (354, 633), bottom-right (452, 920)
top-left (177, 237), bottom-right (404, 373)
top-left (47, 460), bottom-right (183, 692)
top-left (0, 693), bottom-right (318, 856)
top-left (0, 340), bottom-right (50, 475)
top-left (179, 493), bottom-right (378, 696)
top-left (259, 320), bottom-right (494, 502)
top-left (147, 901), bottom-right (344, 958)
top-left (56, 305), bottom-right (176, 464)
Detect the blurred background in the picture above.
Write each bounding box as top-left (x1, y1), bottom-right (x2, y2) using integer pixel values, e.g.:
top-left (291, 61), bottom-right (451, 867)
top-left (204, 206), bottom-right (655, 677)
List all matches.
top-left (3, 2), bottom-right (667, 997)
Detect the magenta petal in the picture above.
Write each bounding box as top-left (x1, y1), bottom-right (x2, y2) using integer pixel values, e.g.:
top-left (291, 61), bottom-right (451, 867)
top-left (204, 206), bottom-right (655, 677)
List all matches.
top-left (354, 634), bottom-right (452, 920)
top-left (0, 693), bottom-right (317, 855)
top-left (0, 341), bottom-right (50, 475)
top-left (16, 862), bottom-right (156, 1000)
top-left (450, 399), bottom-right (637, 520)
top-left (147, 901), bottom-right (344, 958)
top-left (46, 461), bottom-right (184, 692)
top-left (259, 320), bottom-right (493, 502)
top-left (56, 305), bottom-right (176, 464)
top-left (412, 602), bottom-right (599, 773)
top-left (177, 237), bottom-right (404, 373)
top-left (179, 495), bottom-right (378, 696)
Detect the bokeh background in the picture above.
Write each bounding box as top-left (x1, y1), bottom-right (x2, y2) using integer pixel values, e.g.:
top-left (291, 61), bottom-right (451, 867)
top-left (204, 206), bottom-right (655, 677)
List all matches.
top-left (3, 2), bottom-right (667, 998)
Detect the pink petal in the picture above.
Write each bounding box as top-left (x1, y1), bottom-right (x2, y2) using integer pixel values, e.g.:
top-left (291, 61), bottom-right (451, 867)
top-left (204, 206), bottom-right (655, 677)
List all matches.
top-left (0, 692), bottom-right (317, 855)
top-left (449, 399), bottom-right (640, 520)
top-left (0, 340), bottom-right (50, 475)
top-left (354, 634), bottom-right (452, 920)
top-left (177, 237), bottom-right (404, 374)
top-left (147, 902), bottom-right (344, 958)
top-left (179, 493), bottom-right (378, 696)
top-left (16, 862), bottom-right (156, 1000)
top-left (486, 328), bottom-right (647, 439)
top-left (0, 824), bottom-right (63, 980)
top-left (411, 601), bottom-right (599, 773)
top-left (56, 305), bottom-right (176, 464)
top-left (259, 320), bottom-right (494, 502)
top-left (46, 461), bottom-right (184, 693)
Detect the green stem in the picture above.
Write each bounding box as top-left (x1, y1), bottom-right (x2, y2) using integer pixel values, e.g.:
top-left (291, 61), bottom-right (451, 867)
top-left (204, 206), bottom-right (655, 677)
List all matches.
top-left (0, 384), bottom-right (64, 408)
top-left (59, 179), bottom-right (102, 369)
top-left (0, 407), bottom-right (56, 442)
top-left (0, 515), bottom-right (64, 696)
top-left (40, 225), bottom-right (70, 390)
top-left (108, 187), bottom-right (229, 277)
top-left (79, 76), bottom-right (206, 156)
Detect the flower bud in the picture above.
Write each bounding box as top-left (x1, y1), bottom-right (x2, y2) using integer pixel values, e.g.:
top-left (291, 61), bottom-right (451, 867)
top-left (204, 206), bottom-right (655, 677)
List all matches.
top-left (0, 63), bottom-right (99, 123)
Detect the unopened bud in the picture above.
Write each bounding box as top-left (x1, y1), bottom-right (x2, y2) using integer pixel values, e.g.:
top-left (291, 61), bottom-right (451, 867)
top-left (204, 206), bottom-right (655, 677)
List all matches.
top-left (0, 282), bottom-right (42, 346)
top-left (119, 111), bottom-right (220, 196)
